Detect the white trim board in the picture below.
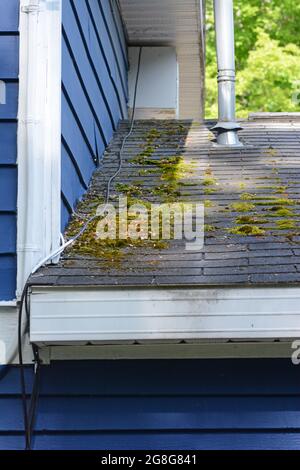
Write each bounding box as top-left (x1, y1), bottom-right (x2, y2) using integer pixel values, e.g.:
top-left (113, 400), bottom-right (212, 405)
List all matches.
top-left (30, 286), bottom-right (300, 345)
top-left (17, 0), bottom-right (62, 298)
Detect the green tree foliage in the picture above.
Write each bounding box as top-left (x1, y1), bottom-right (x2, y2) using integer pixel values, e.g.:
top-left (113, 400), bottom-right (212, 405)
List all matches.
top-left (205, 0), bottom-right (300, 118)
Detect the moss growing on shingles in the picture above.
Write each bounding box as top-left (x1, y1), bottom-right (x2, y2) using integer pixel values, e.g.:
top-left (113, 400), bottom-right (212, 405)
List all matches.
top-left (264, 148), bottom-right (278, 157)
top-left (138, 169), bottom-right (158, 176)
top-left (65, 126), bottom-right (200, 264)
top-left (203, 176), bottom-right (217, 186)
top-left (236, 215), bottom-right (269, 225)
top-left (256, 198), bottom-right (295, 206)
top-left (257, 185), bottom-right (288, 194)
top-left (152, 183), bottom-right (181, 201)
top-left (160, 158), bottom-right (196, 182)
top-left (268, 207), bottom-right (295, 218)
top-left (66, 200), bottom-right (170, 264)
top-left (204, 200), bottom-right (214, 208)
top-left (164, 124), bottom-right (186, 137)
top-left (275, 219), bottom-right (297, 230)
top-left (240, 193), bottom-right (256, 200)
top-left (204, 188), bottom-right (218, 195)
top-left (146, 129), bottom-right (162, 140)
top-left (228, 225), bottom-right (266, 236)
top-left (75, 196), bottom-right (105, 212)
top-left (204, 224), bottom-right (217, 233)
top-left (239, 182), bottom-right (246, 190)
top-left (140, 146), bottom-right (156, 156)
top-left (230, 202), bottom-right (256, 212)
top-left (115, 183), bottom-right (144, 198)
top-left (274, 186), bottom-right (288, 194)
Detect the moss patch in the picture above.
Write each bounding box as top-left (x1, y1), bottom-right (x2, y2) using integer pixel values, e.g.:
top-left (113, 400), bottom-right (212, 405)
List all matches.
top-left (204, 188), bottom-right (218, 195)
top-left (275, 219), bottom-right (297, 230)
top-left (204, 200), bottom-right (214, 208)
top-left (255, 197), bottom-right (295, 206)
top-left (230, 202), bottom-right (256, 212)
top-left (228, 225), bottom-right (266, 236)
top-left (66, 199), bottom-right (170, 264)
top-left (240, 193), bottom-right (256, 200)
top-left (274, 186), bottom-right (288, 194)
top-left (268, 207), bottom-right (295, 217)
top-left (204, 224), bottom-right (217, 233)
top-left (203, 176), bottom-right (217, 186)
top-left (236, 215), bottom-right (269, 225)
top-left (115, 183), bottom-right (144, 198)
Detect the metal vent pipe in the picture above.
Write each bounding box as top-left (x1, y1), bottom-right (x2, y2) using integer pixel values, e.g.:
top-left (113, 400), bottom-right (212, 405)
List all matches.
top-left (211, 0), bottom-right (242, 146)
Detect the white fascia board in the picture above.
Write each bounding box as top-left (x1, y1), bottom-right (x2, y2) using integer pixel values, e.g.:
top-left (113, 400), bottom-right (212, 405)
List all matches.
top-left (30, 286), bottom-right (300, 345)
top-left (17, 0), bottom-right (62, 298)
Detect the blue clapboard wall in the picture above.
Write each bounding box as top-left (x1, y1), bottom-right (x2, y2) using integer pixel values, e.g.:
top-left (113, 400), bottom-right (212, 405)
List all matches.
top-left (61, 0), bottom-right (128, 228)
top-left (0, 0), bottom-right (19, 300)
top-left (1, 359), bottom-right (300, 450)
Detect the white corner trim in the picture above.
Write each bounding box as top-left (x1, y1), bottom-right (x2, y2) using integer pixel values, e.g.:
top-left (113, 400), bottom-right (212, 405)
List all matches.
top-left (17, 0), bottom-right (62, 298)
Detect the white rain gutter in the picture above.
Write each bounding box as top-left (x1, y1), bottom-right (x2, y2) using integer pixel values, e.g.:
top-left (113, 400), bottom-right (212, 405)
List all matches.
top-left (211, 0), bottom-right (242, 146)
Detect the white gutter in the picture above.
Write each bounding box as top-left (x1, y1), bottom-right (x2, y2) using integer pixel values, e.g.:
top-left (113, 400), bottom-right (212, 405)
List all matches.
top-left (211, 0), bottom-right (242, 146)
top-left (30, 286), bottom-right (300, 344)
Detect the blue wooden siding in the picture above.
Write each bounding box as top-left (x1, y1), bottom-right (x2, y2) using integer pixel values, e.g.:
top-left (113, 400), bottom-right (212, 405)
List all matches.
top-left (1, 359), bottom-right (300, 450)
top-left (0, 0), bottom-right (19, 301)
top-left (61, 0), bottom-right (128, 229)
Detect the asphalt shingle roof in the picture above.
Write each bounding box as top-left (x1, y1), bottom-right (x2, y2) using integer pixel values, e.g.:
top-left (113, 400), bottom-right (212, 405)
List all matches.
top-left (31, 117), bottom-right (300, 288)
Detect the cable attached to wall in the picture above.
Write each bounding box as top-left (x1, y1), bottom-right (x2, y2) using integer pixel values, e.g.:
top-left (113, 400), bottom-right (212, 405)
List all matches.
top-left (17, 47), bottom-right (143, 450)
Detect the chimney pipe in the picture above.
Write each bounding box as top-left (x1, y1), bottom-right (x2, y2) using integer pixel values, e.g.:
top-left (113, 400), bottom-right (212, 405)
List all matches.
top-left (211, 0), bottom-right (242, 147)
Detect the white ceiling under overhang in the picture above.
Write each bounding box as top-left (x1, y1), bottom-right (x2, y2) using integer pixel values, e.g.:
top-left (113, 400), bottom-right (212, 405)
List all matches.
top-left (118, 0), bottom-right (205, 120)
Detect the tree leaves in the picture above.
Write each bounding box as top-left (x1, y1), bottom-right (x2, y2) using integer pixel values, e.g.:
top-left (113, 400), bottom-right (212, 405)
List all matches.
top-left (205, 0), bottom-right (300, 118)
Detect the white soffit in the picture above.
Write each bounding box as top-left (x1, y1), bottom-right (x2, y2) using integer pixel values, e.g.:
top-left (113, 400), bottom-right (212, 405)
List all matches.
top-left (118, 0), bottom-right (205, 120)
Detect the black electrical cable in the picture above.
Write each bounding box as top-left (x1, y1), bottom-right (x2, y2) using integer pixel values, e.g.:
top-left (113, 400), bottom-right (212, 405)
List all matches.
top-left (17, 45), bottom-right (143, 451)
top-left (18, 282), bottom-right (42, 450)
top-left (27, 344), bottom-right (41, 447)
top-left (18, 283), bottom-right (31, 450)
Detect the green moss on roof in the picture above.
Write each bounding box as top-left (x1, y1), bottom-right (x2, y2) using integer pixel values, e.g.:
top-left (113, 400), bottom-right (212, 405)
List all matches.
top-left (228, 225), bottom-right (266, 236)
top-left (230, 202), bottom-right (256, 212)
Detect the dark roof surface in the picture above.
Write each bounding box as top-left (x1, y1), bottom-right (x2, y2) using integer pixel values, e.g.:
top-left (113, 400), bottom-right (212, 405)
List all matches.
top-left (31, 117), bottom-right (300, 288)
